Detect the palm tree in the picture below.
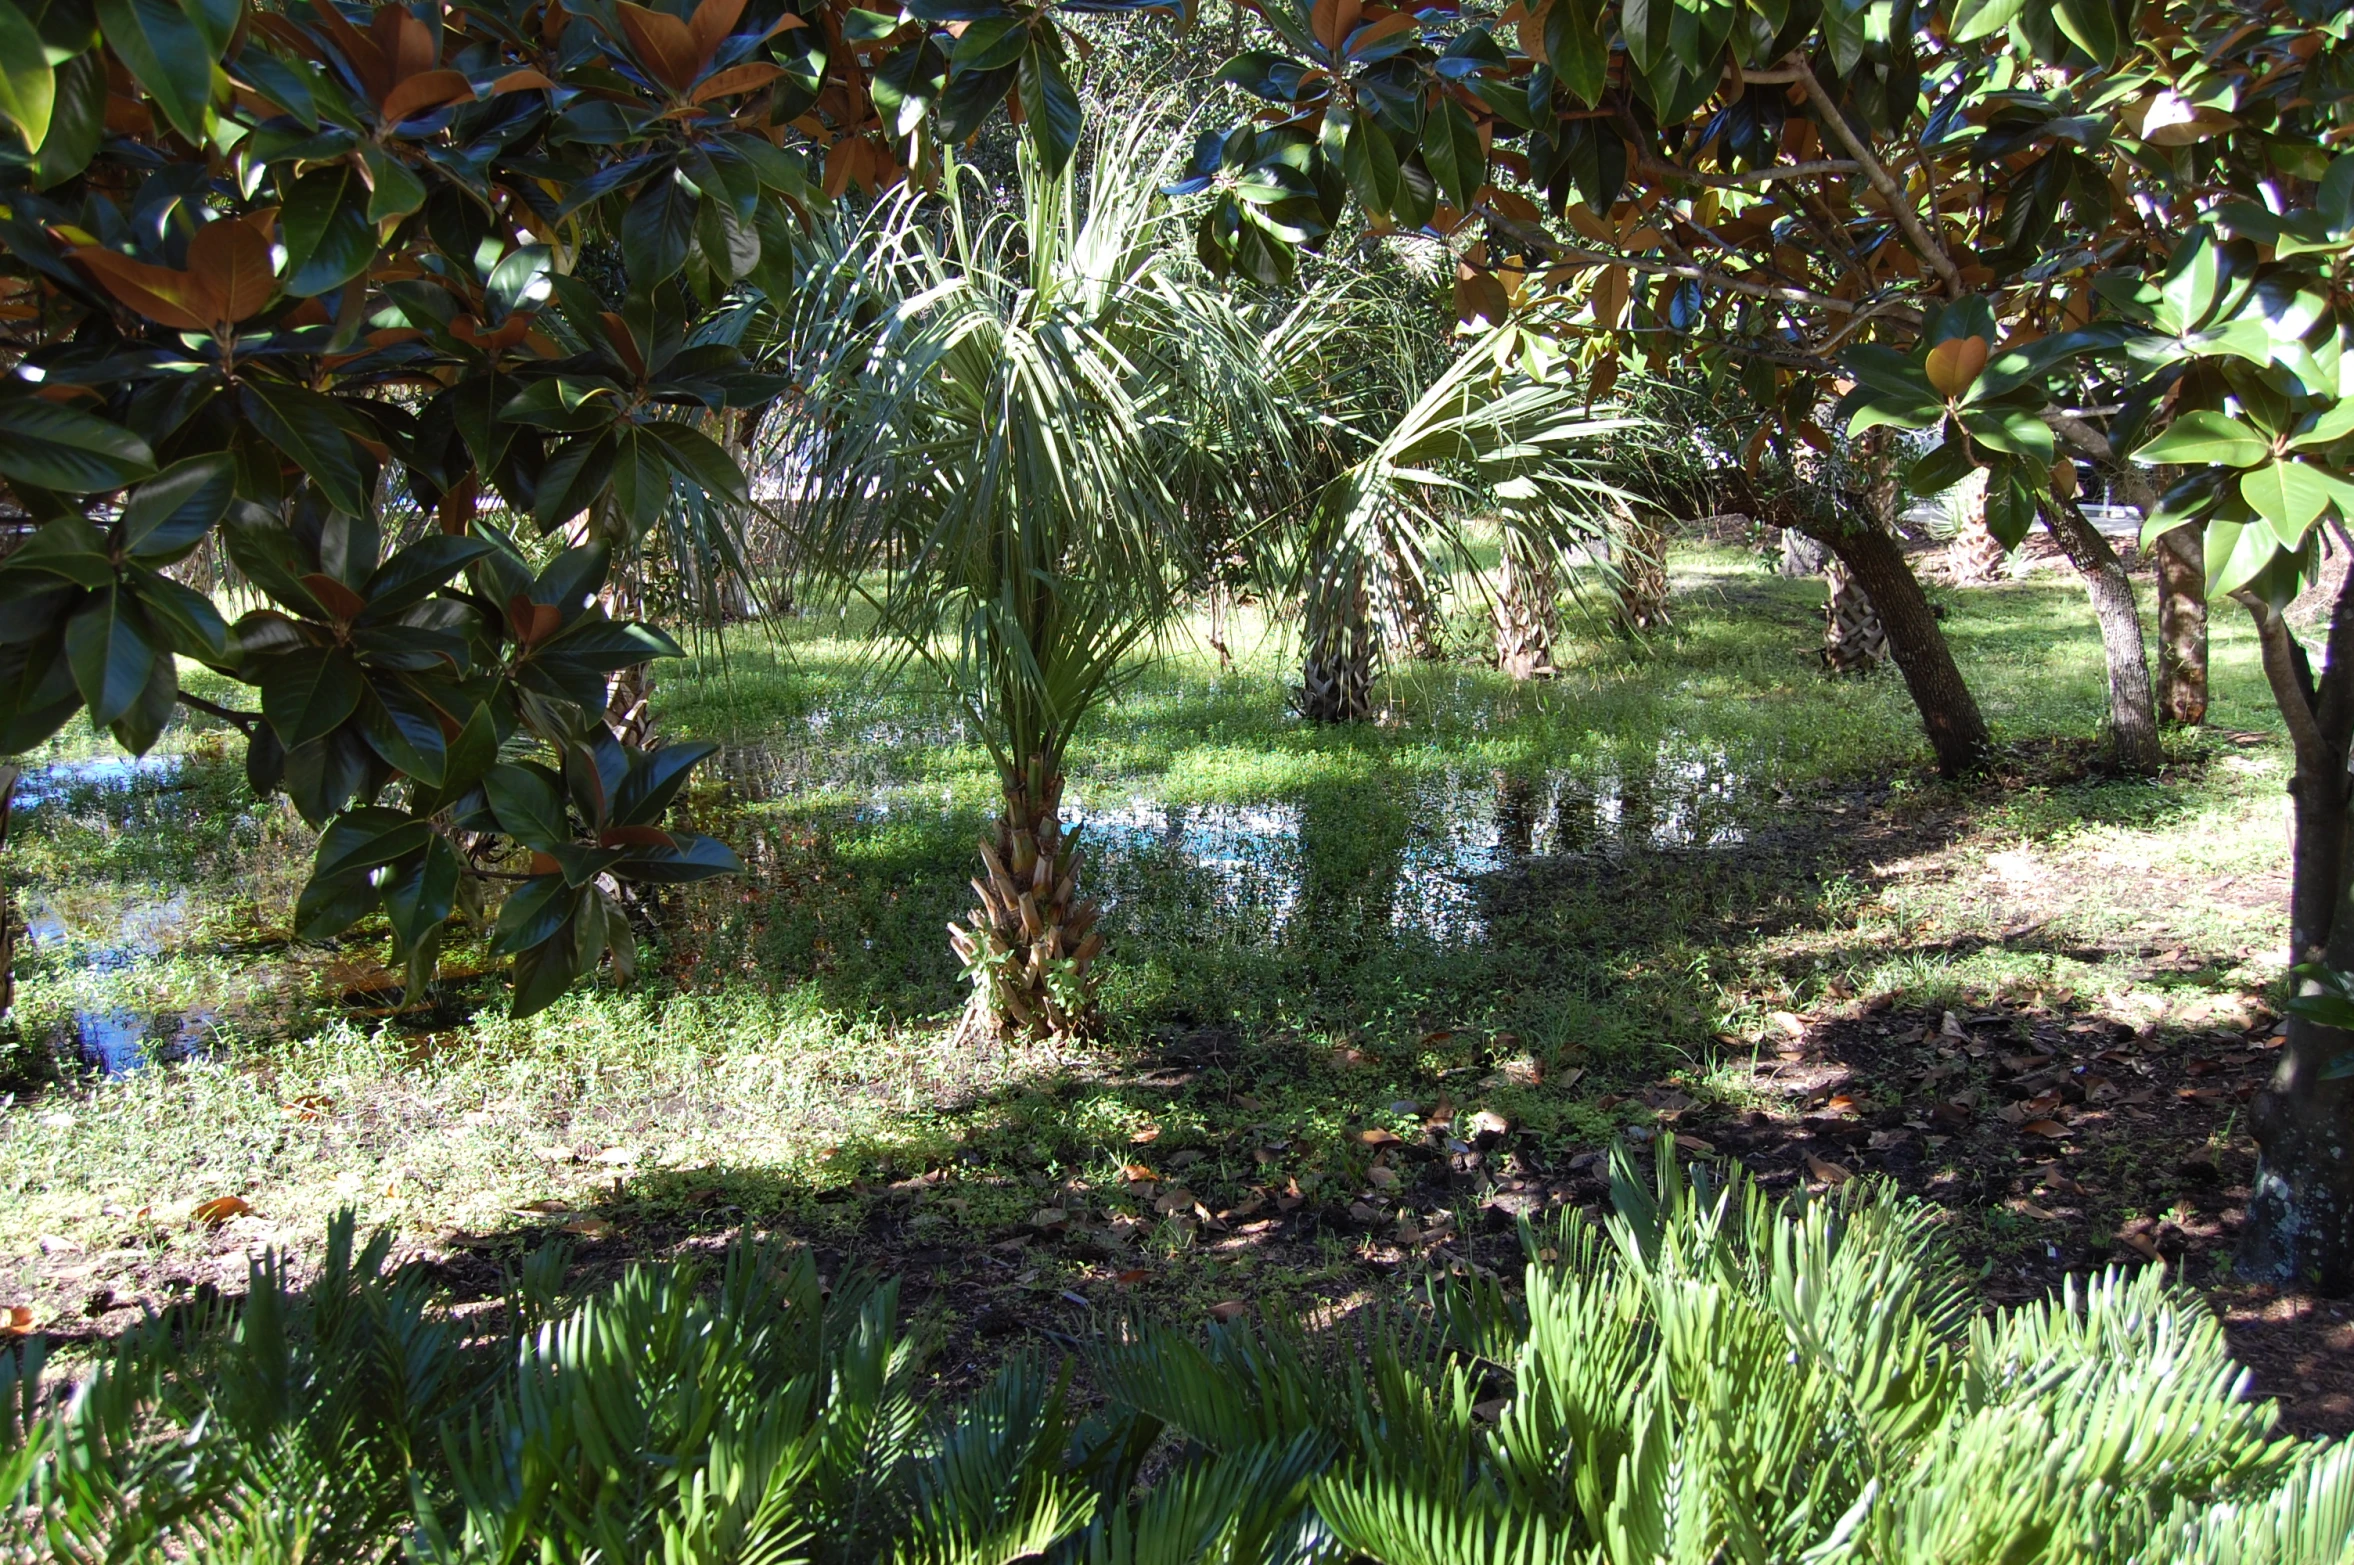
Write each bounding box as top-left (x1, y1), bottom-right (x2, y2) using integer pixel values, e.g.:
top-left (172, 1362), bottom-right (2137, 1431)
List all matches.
top-left (757, 122), bottom-right (1303, 1040)
top-left (1290, 337), bottom-right (1637, 720)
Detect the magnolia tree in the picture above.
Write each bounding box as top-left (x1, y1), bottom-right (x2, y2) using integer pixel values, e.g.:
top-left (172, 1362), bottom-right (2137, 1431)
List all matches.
top-left (0, 0), bottom-right (1152, 1015)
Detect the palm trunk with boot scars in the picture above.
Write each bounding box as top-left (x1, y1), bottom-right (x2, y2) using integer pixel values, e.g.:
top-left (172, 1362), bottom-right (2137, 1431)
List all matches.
top-left (1298, 566), bottom-right (1378, 722)
top-left (1613, 503), bottom-right (1672, 634)
top-left (1492, 534), bottom-right (1558, 680)
top-left (1822, 561), bottom-right (1889, 674)
top-left (949, 755), bottom-right (1102, 1041)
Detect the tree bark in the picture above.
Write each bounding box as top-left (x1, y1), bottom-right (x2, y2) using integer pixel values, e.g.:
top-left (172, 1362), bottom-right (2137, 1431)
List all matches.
top-left (2039, 495), bottom-right (2162, 775)
top-left (2236, 578), bottom-right (2354, 1291)
top-left (2156, 526), bottom-right (2210, 726)
top-left (1493, 534), bottom-right (1558, 680)
top-left (1799, 517), bottom-right (1990, 776)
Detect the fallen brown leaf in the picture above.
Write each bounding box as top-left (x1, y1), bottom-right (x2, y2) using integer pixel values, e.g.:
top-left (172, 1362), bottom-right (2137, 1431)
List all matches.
top-left (1130, 1126), bottom-right (1162, 1144)
top-left (2020, 1119), bottom-right (2070, 1138)
top-left (1114, 1268), bottom-right (1149, 1286)
top-left (192, 1196), bottom-right (251, 1226)
top-left (1359, 1128), bottom-right (1403, 1147)
top-left (1208, 1300), bottom-right (1248, 1322)
top-left (1, 1306), bottom-right (34, 1336)
top-left (1804, 1154), bottom-right (1852, 1185)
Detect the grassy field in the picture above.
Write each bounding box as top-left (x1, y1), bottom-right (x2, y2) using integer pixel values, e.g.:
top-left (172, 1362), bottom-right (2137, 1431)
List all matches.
top-left (0, 541), bottom-right (2319, 1411)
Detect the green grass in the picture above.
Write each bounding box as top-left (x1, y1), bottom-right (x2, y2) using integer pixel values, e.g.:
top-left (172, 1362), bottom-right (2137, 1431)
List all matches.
top-left (0, 543), bottom-right (2295, 1320)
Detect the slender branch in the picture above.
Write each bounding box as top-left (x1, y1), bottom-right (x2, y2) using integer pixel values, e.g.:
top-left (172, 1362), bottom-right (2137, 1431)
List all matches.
top-left (1639, 157), bottom-right (1864, 189)
top-left (1481, 205), bottom-right (1881, 315)
top-left (2234, 590), bottom-right (2334, 782)
top-left (2043, 408), bottom-right (2161, 515)
top-left (176, 691), bottom-right (265, 735)
top-left (1788, 56), bottom-right (1966, 300)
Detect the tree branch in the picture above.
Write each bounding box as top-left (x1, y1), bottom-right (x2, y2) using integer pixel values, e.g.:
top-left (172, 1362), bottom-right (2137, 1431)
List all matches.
top-left (1637, 156), bottom-right (1864, 189)
top-left (1788, 56), bottom-right (1966, 300)
top-left (2235, 590), bottom-right (2335, 782)
top-left (1483, 205), bottom-right (1888, 316)
top-left (177, 691), bottom-right (265, 736)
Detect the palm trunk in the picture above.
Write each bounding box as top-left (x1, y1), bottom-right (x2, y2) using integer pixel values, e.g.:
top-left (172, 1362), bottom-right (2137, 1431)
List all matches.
top-left (1821, 561), bottom-right (1889, 674)
top-left (2237, 581), bottom-right (2354, 1291)
top-left (1299, 565), bottom-right (1377, 723)
top-left (1493, 536), bottom-right (1557, 680)
top-left (2156, 526), bottom-right (2210, 726)
top-left (1941, 470), bottom-right (2004, 584)
top-left (1612, 504), bottom-right (1671, 635)
top-left (2039, 494), bottom-right (2162, 774)
top-left (948, 754), bottom-right (1102, 1041)
top-left (1377, 528), bottom-right (1444, 663)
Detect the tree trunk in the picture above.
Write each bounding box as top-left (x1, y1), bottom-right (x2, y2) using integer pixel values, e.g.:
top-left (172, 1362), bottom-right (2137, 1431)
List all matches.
top-left (2039, 495), bottom-right (2162, 775)
top-left (1804, 518), bottom-right (1989, 776)
top-left (2236, 580), bottom-right (2354, 1291)
top-left (1298, 565), bottom-right (1377, 723)
top-left (2156, 526), bottom-right (2210, 726)
top-left (1493, 535), bottom-right (1557, 680)
top-left (948, 754), bottom-right (1102, 1041)
top-left (1779, 529), bottom-right (1829, 578)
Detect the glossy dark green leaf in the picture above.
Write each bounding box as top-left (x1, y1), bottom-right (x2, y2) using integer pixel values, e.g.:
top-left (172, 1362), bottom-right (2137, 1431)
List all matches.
top-left (0, 636), bottom-right (86, 752)
top-left (612, 738), bottom-right (716, 824)
top-left (485, 761), bottom-right (571, 851)
top-left (121, 452), bottom-right (235, 562)
top-left (0, 398), bottom-right (156, 493)
top-left (63, 586), bottom-right (156, 727)
top-left (108, 638), bottom-right (177, 755)
top-left (127, 567), bottom-right (229, 661)
top-left (612, 831), bottom-right (742, 883)
top-left (622, 168), bottom-right (696, 287)
top-left (295, 867), bottom-right (381, 941)
top-left (2051, 0), bottom-right (2119, 67)
top-left (280, 165), bottom-right (378, 297)
top-left (32, 47), bottom-right (104, 189)
top-left (259, 646), bottom-right (365, 749)
top-left (0, 516), bottom-right (114, 588)
top-left (283, 727), bottom-right (379, 827)
top-left (357, 676), bottom-right (450, 785)
top-left (491, 872), bottom-right (574, 957)
top-left (1017, 44), bottom-right (1080, 177)
top-left (92, 0), bottom-right (216, 143)
top-left (383, 834), bottom-right (459, 978)
top-left (644, 422), bottom-right (749, 505)
top-left (242, 381), bottom-right (369, 518)
top-left (1543, 0), bottom-right (1607, 108)
top-left (1419, 96), bottom-right (1484, 210)
top-left (0, 0), bottom-right (53, 149)
top-left (359, 536), bottom-right (493, 621)
top-left (313, 804), bottom-right (433, 879)
top-left (359, 141), bottom-right (427, 223)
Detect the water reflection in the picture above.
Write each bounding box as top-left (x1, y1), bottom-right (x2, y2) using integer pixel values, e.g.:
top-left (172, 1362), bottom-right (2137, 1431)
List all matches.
top-left (19, 887), bottom-right (216, 1072)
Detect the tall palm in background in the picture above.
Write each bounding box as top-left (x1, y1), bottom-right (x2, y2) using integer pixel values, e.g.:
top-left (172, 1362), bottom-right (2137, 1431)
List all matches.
top-left (757, 122), bottom-right (1302, 1039)
top-left (1290, 339), bottom-right (1638, 720)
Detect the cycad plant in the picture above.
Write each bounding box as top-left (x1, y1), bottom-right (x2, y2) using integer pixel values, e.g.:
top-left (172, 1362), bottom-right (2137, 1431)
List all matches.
top-left (760, 122), bottom-right (1302, 1040)
top-left (10, 1150), bottom-right (2354, 1562)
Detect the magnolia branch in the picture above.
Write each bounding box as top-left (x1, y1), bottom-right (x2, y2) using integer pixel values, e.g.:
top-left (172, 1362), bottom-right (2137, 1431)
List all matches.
top-left (1480, 206), bottom-right (1875, 316)
top-left (1788, 56), bottom-right (1966, 300)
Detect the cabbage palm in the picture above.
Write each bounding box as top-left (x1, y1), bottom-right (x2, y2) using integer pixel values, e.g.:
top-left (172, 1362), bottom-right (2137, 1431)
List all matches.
top-left (1293, 338), bottom-right (1638, 719)
top-left (759, 124), bottom-right (1302, 1040)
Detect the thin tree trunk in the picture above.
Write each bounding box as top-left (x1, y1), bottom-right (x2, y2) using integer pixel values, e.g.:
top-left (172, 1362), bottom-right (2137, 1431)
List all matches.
top-left (2156, 526), bottom-right (2209, 726)
top-left (2236, 580), bottom-right (2354, 1291)
top-left (1377, 527), bottom-right (1444, 663)
top-left (949, 753), bottom-right (1102, 1041)
top-left (1799, 517), bottom-right (1990, 776)
top-left (2039, 495), bottom-right (2162, 774)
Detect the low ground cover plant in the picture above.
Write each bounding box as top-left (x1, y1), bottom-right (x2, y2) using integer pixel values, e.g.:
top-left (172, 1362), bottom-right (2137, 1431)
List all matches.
top-left (7, 1149), bottom-right (2350, 1563)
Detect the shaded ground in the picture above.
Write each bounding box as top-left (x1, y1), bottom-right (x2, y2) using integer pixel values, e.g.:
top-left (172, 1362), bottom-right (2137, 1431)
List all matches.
top-left (3, 545), bottom-right (2334, 1431)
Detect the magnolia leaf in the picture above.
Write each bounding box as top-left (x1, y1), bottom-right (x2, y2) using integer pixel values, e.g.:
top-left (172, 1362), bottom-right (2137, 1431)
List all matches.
top-left (2239, 460), bottom-right (2332, 550)
top-left (2135, 410), bottom-right (2268, 468)
top-left (0, 398), bottom-right (156, 492)
top-left (0, 0), bottom-right (54, 147)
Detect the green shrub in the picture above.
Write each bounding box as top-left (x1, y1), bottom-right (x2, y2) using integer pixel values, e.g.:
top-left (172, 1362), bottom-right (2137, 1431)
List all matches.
top-left (7, 1150), bottom-right (2349, 1563)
